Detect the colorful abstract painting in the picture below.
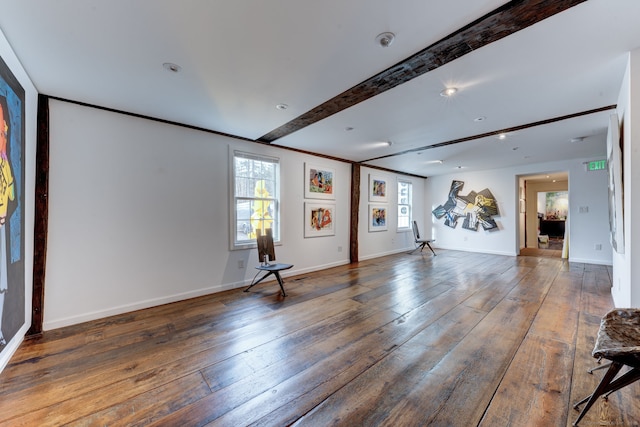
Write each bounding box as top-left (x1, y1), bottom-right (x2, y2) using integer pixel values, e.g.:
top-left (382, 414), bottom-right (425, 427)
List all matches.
top-left (0, 54), bottom-right (25, 352)
top-left (369, 174), bottom-right (388, 202)
top-left (369, 204), bottom-right (387, 232)
top-left (432, 180), bottom-right (499, 231)
top-left (304, 202), bottom-right (335, 237)
top-left (304, 163), bottom-right (334, 200)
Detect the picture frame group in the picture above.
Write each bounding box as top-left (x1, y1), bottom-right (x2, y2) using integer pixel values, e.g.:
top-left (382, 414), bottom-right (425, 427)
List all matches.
top-left (304, 163), bottom-right (336, 238)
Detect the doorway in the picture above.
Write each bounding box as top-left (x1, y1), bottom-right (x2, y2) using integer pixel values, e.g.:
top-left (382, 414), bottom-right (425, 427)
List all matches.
top-left (518, 172), bottom-right (568, 258)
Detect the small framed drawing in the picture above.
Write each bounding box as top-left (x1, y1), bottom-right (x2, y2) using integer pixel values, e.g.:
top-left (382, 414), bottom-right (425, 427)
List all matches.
top-left (369, 204), bottom-right (388, 232)
top-left (304, 163), bottom-right (335, 199)
top-left (304, 202), bottom-right (336, 237)
top-left (369, 174), bottom-right (388, 202)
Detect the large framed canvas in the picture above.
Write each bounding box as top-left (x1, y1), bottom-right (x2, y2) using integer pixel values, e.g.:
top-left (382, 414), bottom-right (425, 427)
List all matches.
top-left (369, 174), bottom-right (388, 202)
top-left (369, 204), bottom-right (388, 232)
top-left (607, 113), bottom-right (624, 253)
top-left (304, 163), bottom-right (334, 200)
top-left (0, 54), bottom-right (25, 353)
top-left (304, 202), bottom-right (335, 237)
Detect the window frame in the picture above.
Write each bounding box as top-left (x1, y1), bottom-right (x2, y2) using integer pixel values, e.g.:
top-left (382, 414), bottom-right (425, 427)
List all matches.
top-left (397, 179), bottom-right (412, 232)
top-left (230, 150), bottom-right (280, 250)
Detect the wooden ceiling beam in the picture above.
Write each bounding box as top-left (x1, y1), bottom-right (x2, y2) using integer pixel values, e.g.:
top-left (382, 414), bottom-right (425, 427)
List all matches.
top-left (258, 0), bottom-right (586, 143)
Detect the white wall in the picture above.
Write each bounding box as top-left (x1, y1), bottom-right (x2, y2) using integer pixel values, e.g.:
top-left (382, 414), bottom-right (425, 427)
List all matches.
top-left (0, 28), bottom-right (37, 372)
top-left (611, 49), bottom-right (640, 307)
top-left (425, 158), bottom-right (612, 265)
top-left (358, 167), bottom-right (426, 260)
top-left (45, 101), bottom-right (352, 329)
top-left (45, 102), bottom-right (428, 329)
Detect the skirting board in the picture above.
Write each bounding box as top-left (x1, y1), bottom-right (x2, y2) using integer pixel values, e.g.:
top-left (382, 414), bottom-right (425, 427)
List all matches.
top-left (43, 259), bottom-right (351, 331)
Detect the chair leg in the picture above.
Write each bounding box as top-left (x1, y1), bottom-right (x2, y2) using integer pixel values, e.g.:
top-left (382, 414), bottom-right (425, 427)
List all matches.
top-left (409, 242), bottom-right (426, 254)
top-left (244, 271), bottom-right (273, 293)
top-left (602, 367), bottom-right (640, 399)
top-left (425, 242), bottom-right (436, 256)
top-left (573, 362), bottom-right (623, 426)
top-left (588, 361), bottom-right (612, 374)
top-left (273, 272), bottom-right (287, 297)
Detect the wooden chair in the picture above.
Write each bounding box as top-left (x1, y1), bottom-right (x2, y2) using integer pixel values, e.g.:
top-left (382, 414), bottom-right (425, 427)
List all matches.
top-left (573, 309), bottom-right (640, 425)
top-left (410, 221), bottom-right (436, 256)
top-left (244, 228), bottom-right (293, 296)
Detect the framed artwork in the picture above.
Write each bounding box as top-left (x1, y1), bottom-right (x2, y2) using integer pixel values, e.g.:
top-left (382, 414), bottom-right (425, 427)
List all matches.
top-left (607, 113), bottom-right (624, 253)
top-left (304, 163), bottom-right (335, 199)
top-left (369, 174), bottom-right (388, 202)
top-left (0, 54), bottom-right (25, 354)
top-left (304, 202), bottom-right (335, 237)
top-left (369, 204), bottom-right (388, 232)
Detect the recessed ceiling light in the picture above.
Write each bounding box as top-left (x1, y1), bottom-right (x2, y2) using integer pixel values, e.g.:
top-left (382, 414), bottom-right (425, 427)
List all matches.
top-left (497, 133), bottom-right (507, 140)
top-left (276, 103), bottom-right (288, 110)
top-left (344, 126), bottom-right (354, 131)
top-left (440, 87), bottom-right (458, 97)
top-left (385, 141), bottom-right (393, 146)
top-left (512, 146), bottom-right (519, 151)
top-left (456, 166), bottom-right (464, 169)
top-left (162, 62), bottom-right (182, 73)
top-left (375, 32), bottom-right (395, 48)
top-left (474, 116), bottom-right (486, 122)
top-left (570, 136), bottom-right (586, 143)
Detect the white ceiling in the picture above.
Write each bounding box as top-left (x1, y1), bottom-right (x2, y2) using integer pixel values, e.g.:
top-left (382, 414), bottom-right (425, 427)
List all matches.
top-left (1, 0), bottom-right (639, 178)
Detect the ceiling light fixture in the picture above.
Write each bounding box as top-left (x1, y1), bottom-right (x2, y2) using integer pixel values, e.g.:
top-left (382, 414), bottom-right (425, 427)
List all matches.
top-left (570, 136), bottom-right (586, 143)
top-left (440, 87), bottom-right (458, 97)
top-left (375, 32), bottom-right (395, 48)
top-left (162, 62), bottom-right (182, 73)
top-left (497, 133), bottom-right (507, 140)
top-left (276, 103), bottom-right (288, 110)
top-left (344, 126), bottom-right (354, 131)
top-left (474, 116), bottom-right (486, 122)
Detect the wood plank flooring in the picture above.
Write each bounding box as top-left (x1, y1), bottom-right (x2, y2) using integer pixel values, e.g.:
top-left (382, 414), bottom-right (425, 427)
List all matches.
top-left (0, 249), bottom-right (636, 426)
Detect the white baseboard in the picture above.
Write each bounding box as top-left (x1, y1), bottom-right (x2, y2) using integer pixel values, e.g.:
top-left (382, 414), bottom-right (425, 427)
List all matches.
top-left (42, 260), bottom-right (351, 331)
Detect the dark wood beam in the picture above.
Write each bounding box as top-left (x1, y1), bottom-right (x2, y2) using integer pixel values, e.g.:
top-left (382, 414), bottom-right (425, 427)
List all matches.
top-left (350, 164), bottom-right (360, 263)
top-left (360, 105), bottom-right (616, 163)
top-left (258, 0), bottom-right (586, 143)
top-left (28, 94), bottom-right (49, 337)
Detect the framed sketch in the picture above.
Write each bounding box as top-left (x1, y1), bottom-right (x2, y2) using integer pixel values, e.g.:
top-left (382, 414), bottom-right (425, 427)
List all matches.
top-left (369, 174), bottom-right (388, 202)
top-left (304, 202), bottom-right (336, 237)
top-left (369, 204), bottom-right (388, 232)
top-left (304, 163), bottom-right (335, 199)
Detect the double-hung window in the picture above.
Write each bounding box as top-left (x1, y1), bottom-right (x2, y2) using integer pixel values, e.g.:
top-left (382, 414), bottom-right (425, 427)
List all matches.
top-left (231, 151), bottom-right (280, 249)
top-left (397, 180), bottom-right (412, 231)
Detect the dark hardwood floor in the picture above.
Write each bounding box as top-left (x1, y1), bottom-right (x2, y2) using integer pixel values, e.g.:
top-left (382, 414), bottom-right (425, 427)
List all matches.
top-left (0, 249), bottom-right (636, 426)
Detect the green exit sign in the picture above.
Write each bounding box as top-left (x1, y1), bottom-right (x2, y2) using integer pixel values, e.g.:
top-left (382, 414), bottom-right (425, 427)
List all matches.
top-left (587, 160), bottom-right (606, 171)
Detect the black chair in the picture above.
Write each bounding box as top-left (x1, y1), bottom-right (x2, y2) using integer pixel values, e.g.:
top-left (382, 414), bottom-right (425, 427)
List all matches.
top-left (573, 309), bottom-right (640, 425)
top-left (410, 221), bottom-right (436, 255)
top-left (244, 228), bottom-right (293, 296)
